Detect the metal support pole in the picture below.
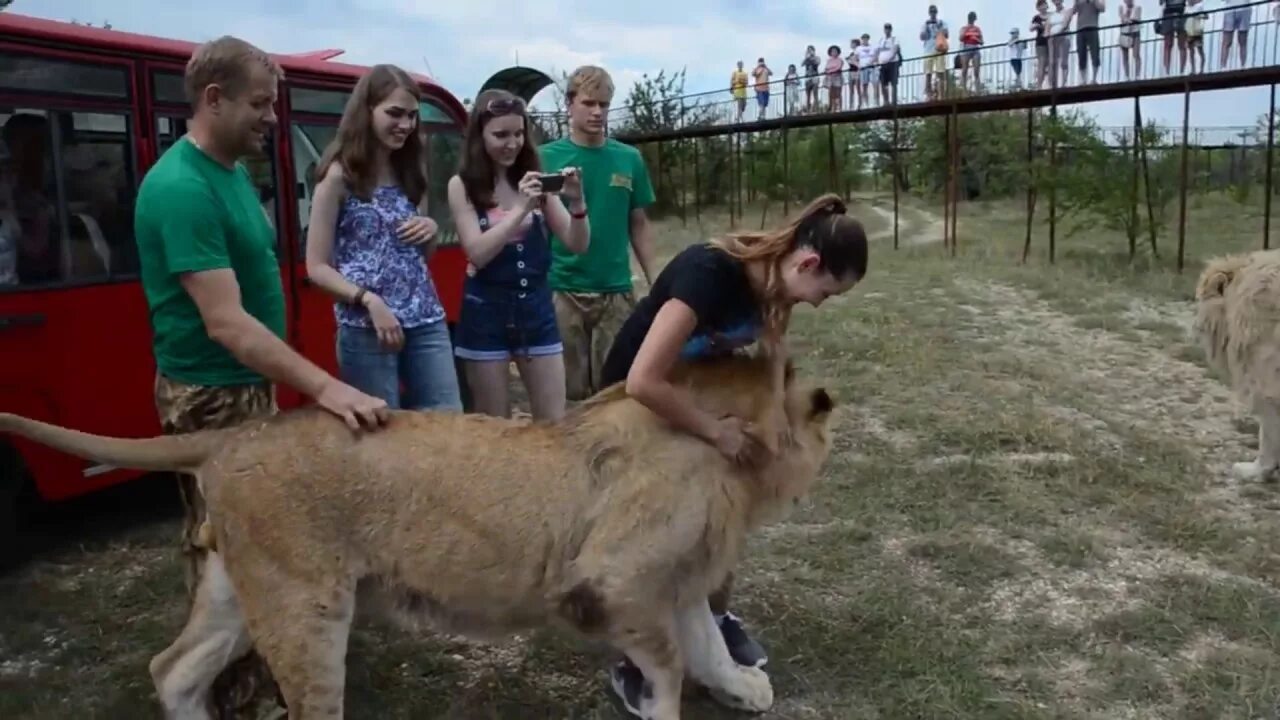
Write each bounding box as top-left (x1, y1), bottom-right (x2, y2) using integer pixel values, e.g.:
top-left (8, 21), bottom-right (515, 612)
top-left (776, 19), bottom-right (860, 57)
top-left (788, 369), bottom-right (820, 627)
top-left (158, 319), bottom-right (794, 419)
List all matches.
top-left (1130, 97), bottom-right (1140, 261)
top-left (949, 107), bottom-right (959, 256)
top-left (679, 137), bottom-right (687, 227)
top-left (893, 111), bottom-right (900, 250)
top-left (696, 135), bottom-right (706, 220)
top-left (943, 113), bottom-right (952, 248)
top-left (1022, 108), bottom-right (1035, 264)
top-left (1177, 83), bottom-right (1190, 273)
top-left (827, 122), bottom-right (837, 192)
top-left (1267, 84), bottom-right (1275, 250)
top-left (783, 125), bottom-right (791, 217)
top-left (1049, 102), bottom-right (1058, 264)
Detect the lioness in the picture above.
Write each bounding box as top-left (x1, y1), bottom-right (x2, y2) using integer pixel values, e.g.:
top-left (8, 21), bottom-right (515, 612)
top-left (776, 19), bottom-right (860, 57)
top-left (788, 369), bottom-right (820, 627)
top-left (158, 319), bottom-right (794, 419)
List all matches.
top-left (0, 355), bottom-right (836, 720)
top-left (1194, 248), bottom-right (1280, 481)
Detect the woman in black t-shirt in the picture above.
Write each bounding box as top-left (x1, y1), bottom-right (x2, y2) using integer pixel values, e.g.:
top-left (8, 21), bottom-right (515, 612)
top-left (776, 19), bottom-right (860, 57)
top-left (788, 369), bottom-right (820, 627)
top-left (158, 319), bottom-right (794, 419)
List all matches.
top-left (600, 193), bottom-right (868, 716)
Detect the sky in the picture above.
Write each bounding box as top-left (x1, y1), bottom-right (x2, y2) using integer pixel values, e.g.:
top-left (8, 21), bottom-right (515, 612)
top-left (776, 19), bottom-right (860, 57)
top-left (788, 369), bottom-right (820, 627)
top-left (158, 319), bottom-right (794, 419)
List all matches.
top-left (22, 0), bottom-right (1279, 133)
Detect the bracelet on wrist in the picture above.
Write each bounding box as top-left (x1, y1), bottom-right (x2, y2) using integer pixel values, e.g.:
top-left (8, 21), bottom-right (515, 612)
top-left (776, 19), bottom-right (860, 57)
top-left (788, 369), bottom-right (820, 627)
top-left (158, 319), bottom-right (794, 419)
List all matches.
top-left (352, 287), bottom-right (367, 306)
top-left (570, 206), bottom-right (588, 219)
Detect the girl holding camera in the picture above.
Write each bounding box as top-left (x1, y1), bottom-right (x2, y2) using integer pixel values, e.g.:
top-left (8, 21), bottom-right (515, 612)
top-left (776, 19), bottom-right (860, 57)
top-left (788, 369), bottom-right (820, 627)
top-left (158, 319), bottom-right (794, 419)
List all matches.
top-left (446, 88), bottom-right (590, 421)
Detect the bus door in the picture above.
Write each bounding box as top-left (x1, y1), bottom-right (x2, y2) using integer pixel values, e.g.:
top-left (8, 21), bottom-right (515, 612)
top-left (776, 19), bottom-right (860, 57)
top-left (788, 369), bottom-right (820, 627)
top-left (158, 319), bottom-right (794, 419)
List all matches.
top-left (279, 82), bottom-right (350, 379)
top-left (0, 46), bottom-right (152, 498)
top-left (146, 66), bottom-right (303, 410)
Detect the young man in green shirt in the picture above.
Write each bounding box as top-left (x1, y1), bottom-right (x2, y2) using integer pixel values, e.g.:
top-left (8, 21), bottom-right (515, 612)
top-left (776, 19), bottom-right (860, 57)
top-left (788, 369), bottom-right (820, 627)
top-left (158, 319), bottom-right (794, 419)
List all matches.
top-left (135, 36), bottom-right (388, 720)
top-left (538, 65), bottom-right (659, 401)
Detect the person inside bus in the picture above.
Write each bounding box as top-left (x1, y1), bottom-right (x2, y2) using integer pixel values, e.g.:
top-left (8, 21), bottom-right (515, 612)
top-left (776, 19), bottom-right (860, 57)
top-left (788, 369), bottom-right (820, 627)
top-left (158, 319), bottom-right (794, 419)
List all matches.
top-left (0, 112), bottom-right (58, 285)
top-left (305, 64), bottom-right (464, 413)
top-left (446, 88), bottom-right (590, 422)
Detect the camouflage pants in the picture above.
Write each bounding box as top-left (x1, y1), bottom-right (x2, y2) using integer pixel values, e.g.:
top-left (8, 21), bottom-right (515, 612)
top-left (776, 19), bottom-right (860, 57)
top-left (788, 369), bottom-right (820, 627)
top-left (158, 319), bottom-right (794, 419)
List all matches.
top-left (154, 373), bottom-right (285, 720)
top-left (552, 290), bottom-right (637, 401)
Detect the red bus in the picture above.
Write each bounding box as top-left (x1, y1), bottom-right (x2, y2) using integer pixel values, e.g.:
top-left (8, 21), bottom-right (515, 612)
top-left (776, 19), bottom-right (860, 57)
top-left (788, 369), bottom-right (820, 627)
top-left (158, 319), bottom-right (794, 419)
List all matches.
top-left (0, 13), bottom-right (471, 560)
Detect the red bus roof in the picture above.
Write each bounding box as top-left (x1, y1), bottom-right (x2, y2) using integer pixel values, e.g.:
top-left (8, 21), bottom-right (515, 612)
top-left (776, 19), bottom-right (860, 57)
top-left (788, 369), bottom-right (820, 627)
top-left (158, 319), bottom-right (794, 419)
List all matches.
top-left (0, 12), bottom-right (464, 118)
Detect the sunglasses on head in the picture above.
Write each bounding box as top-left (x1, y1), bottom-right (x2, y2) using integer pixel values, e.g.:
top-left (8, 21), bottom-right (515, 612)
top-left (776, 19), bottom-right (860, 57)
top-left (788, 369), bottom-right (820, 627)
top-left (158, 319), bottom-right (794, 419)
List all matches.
top-left (484, 97), bottom-right (526, 116)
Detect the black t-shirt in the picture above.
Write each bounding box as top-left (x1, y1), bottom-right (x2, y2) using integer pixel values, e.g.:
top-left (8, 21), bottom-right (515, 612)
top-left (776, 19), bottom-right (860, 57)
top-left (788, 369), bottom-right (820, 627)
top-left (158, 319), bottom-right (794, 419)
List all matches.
top-left (600, 243), bottom-right (762, 388)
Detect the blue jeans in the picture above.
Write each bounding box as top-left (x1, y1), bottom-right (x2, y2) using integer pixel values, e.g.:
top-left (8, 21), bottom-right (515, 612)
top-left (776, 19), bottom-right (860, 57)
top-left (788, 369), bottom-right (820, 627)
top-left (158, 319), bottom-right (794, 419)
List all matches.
top-left (336, 319), bottom-right (463, 412)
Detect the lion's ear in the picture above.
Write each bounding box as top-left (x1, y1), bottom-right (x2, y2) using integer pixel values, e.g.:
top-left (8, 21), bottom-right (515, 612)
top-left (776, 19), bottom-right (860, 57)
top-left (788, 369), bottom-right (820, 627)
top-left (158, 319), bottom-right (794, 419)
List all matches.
top-left (808, 387), bottom-right (835, 420)
top-left (1209, 270), bottom-right (1234, 297)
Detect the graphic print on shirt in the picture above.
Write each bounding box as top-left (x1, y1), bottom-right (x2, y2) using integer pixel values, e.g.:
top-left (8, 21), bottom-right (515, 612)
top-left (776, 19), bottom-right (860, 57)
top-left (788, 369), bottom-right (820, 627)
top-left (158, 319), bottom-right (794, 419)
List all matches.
top-left (680, 316), bottom-right (761, 359)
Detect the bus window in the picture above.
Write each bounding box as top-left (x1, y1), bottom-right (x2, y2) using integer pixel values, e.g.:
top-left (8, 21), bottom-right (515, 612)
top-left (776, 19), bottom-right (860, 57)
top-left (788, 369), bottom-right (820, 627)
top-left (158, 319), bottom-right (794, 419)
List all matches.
top-left (290, 122), bottom-right (338, 255)
top-left (155, 115), bottom-right (283, 253)
top-left (0, 108), bottom-right (136, 288)
top-left (151, 70), bottom-right (187, 105)
top-left (0, 52), bottom-right (129, 99)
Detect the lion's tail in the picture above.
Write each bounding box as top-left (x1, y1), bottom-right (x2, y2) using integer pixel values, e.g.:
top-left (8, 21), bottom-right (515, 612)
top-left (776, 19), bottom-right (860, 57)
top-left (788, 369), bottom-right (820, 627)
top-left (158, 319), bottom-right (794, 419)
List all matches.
top-left (0, 412), bottom-right (227, 473)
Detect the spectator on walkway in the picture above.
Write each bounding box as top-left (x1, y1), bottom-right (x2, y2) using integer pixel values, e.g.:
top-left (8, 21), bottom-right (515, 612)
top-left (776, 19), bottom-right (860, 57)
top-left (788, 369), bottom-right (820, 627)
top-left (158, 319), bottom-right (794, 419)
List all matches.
top-left (920, 4), bottom-right (950, 100)
top-left (784, 63), bottom-right (801, 112)
top-left (730, 60), bottom-right (749, 122)
top-left (1066, 0), bottom-right (1105, 84)
top-left (1031, 0), bottom-right (1053, 88)
top-left (1048, 0), bottom-right (1073, 88)
top-left (857, 32), bottom-right (880, 107)
top-left (878, 23), bottom-right (902, 105)
top-left (959, 11), bottom-right (984, 92)
top-left (753, 57), bottom-right (773, 120)
top-left (1119, 0), bottom-right (1143, 79)
top-left (825, 44), bottom-right (845, 111)
top-left (1158, 0), bottom-right (1189, 75)
top-left (1187, 0), bottom-right (1208, 72)
top-left (846, 38), bottom-right (860, 109)
top-left (803, 45), bottom-right (821, 111)
top-left (1219, 0), bottom-right (1252, 70)
top-left (1009, 27), bottom-right (1026, 88)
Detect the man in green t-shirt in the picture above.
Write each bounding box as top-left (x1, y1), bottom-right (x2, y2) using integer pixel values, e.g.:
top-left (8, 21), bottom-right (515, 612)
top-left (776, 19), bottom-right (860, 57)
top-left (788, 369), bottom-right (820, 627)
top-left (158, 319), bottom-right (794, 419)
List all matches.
top-left (134, 36), bottom-right (388, 720)
top-left (538, 65), bottom-right (658, 401)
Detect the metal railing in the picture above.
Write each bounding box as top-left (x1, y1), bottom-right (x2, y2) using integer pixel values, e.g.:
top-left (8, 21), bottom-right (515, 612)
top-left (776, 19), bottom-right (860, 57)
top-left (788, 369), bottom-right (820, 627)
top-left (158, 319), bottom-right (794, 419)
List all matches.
top-left (585, 1), bottom-right (1280, 136)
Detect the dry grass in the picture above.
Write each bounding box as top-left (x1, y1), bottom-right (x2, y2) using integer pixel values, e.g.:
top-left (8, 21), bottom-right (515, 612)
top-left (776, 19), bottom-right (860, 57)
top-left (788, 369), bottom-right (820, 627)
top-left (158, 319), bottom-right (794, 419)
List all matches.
top-left (2, 192), bottom-right (1279, 719)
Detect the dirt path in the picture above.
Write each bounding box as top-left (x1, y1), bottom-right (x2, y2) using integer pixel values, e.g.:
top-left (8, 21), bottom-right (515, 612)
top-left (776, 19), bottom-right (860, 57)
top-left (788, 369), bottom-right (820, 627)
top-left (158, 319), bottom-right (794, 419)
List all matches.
top-left (951, 275), bottom-right (1275, 524)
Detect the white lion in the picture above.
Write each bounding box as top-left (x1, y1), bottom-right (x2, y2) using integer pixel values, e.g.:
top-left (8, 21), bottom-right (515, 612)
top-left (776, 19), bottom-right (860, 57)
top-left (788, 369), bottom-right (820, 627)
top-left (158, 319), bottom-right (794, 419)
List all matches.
top-left (1193, 248), bottom-right (1280, 481)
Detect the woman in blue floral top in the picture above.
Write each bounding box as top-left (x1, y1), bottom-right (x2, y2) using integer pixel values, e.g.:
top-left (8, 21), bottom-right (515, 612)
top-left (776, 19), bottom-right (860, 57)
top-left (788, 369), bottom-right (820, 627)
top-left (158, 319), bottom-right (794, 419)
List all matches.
top-left (304, 64), bottom-right (463, 412)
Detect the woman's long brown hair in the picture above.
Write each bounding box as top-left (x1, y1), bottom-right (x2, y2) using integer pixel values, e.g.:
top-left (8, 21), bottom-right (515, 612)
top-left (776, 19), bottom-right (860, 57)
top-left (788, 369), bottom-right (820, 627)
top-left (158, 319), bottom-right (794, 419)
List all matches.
top-left (708, 192), bottom-right (866, 347)
top-left (456, 88), bottom-right (542, 210)
top-left (316, 64), bottom-right (427, 204)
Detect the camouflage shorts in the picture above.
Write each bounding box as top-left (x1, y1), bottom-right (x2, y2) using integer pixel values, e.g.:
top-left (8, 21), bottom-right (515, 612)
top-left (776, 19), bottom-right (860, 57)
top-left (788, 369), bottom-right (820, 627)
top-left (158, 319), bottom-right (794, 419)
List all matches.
top-left (551, 290), bottom-right (637, 402)
top-left (153, 373), bottom-right (283, 720)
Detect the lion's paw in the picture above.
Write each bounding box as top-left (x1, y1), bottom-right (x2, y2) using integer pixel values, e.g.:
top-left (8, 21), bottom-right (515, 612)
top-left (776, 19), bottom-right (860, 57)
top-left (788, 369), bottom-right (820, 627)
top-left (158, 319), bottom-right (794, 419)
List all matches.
top-left (1231, 460), bottom-right (1279, 481)
top-left (707, 665), bottom-right (773, 713)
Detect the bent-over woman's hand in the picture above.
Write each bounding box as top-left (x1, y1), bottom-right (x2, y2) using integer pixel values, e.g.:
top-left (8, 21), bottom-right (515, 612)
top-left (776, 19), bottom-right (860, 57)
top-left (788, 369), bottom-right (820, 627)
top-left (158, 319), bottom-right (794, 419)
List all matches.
top-left (711, 415), bottom-right (772, 469)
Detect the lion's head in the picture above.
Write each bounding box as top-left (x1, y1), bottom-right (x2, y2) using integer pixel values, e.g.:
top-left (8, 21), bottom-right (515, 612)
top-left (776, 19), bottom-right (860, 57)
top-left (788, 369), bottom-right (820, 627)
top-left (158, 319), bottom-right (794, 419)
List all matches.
top-left (569, 354), bottom-right (838, 526)
top-left (1193, 250), bottom-right (1280, 402)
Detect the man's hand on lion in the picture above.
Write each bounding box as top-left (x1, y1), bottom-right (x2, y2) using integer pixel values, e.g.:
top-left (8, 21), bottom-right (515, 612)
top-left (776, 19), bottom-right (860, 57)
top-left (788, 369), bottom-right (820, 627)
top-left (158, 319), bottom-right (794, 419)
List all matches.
top-left (315, 378), bottom-right (390, 432)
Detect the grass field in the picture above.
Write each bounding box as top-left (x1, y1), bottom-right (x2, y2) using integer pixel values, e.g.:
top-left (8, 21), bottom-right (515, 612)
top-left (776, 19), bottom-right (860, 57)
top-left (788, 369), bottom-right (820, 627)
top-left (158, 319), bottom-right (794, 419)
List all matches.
top-left (2, 192), bottom-right (1278, 719)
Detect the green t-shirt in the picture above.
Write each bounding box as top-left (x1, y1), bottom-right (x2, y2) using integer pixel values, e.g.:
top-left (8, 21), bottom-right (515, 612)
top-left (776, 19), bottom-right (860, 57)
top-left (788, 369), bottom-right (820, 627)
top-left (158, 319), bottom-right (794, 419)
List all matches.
top-left (134, 137), bottom-right (286, 387)
top-left (538, 136), bottom-right (655, 293)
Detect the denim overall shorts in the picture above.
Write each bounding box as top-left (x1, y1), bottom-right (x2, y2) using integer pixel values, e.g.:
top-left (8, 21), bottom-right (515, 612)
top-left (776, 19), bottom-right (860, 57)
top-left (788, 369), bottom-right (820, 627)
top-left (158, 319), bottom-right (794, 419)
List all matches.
top-left (452, 207), bottom-right (563, 361)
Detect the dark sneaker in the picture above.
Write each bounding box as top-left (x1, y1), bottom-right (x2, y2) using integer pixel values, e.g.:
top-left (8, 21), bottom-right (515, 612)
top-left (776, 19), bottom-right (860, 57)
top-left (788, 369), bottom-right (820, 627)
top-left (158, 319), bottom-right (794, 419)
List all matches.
top-left (719, 612), bottom-right (768, 668)
top-left (609, 657), bottom-right (647, 718)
